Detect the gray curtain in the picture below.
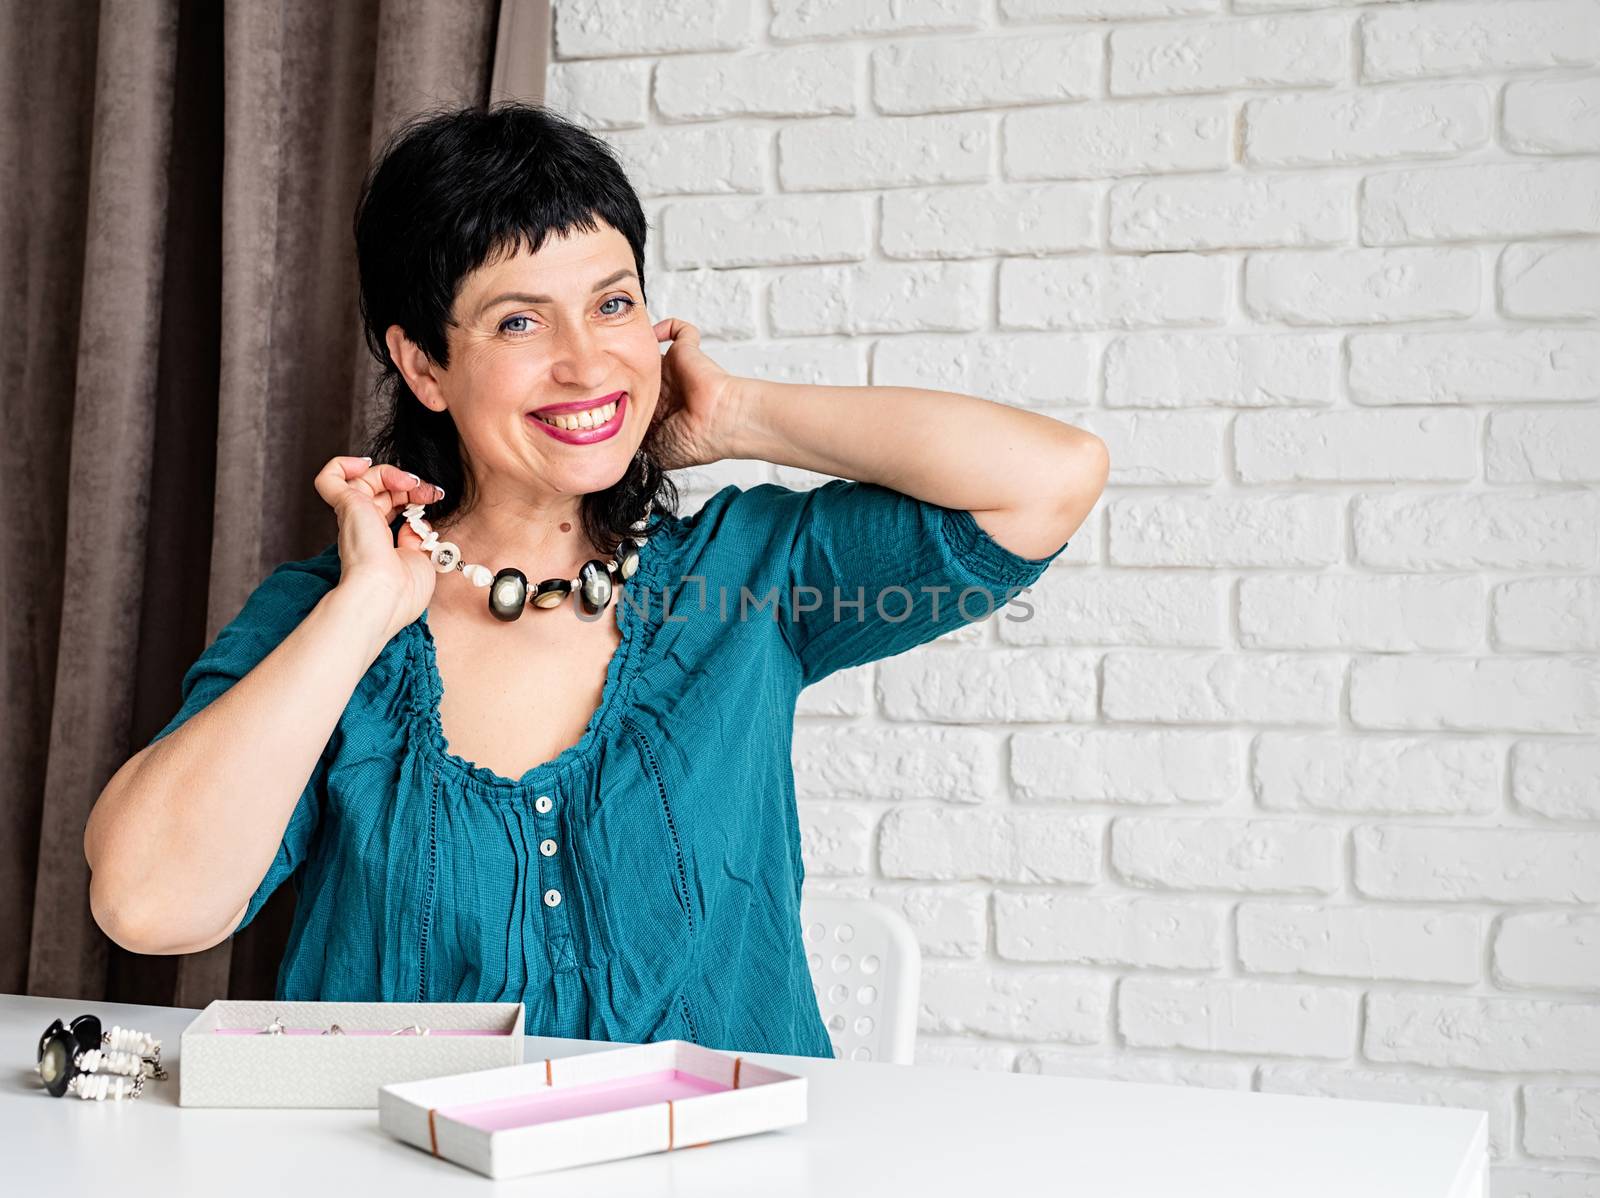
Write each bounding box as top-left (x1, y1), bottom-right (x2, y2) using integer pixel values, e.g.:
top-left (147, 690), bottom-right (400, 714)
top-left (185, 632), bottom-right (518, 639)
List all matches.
top-left (2, 0), bottom-right (550, 1009)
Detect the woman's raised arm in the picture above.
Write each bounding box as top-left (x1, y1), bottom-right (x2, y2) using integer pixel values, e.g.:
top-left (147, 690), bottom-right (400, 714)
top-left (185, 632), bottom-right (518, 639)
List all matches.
top-left (83, 457), bottom-right (440, 954)
top-left (724, 376), bottom-right (1109, 557)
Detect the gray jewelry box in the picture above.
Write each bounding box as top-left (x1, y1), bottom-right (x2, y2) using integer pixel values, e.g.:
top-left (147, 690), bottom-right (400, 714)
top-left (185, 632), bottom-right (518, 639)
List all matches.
top-left (179, 999), bottom-right (525, 1108)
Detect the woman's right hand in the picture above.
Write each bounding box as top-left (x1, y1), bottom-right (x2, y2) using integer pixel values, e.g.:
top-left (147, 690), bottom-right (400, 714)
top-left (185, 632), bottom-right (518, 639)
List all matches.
top-left (314, 455), bottom-right (445, 640)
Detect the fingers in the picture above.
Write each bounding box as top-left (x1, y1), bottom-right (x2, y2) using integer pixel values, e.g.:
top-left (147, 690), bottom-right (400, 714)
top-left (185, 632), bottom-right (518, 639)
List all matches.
top-left (654, 317), bottom-right (699, 348)
top-left (314, 456), bottom-right (372, 507)
top-left (372, 464), bottom-right (433, 500)
top-left (319, 455), bottom-right (371, 484)
top-left (410, 476), bottom-right (446, 504)
top-left (315, 455), bottom-right (443, 512)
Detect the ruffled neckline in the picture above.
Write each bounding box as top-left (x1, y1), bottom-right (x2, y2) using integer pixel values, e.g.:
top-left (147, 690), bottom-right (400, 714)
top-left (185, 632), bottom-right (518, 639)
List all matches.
top-left (403, 511), bottom-right (679, 801)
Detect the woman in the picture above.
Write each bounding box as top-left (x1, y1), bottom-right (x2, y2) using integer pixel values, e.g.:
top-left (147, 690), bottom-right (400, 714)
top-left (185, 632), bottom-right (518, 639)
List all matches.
top-left (84, 103), bottom-right (1106, 1057)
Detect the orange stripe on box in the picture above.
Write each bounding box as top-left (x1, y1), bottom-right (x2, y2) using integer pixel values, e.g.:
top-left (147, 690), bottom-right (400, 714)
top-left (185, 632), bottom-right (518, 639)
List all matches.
top-left (667, 1098), bottom-right (675, 1150)
top-left (428, 1108), bottom-right (439, 1157)
top-left (734, 1057), bottom-right (742, 1089)
top-left (545, 1057), bottom-right (552, 1086)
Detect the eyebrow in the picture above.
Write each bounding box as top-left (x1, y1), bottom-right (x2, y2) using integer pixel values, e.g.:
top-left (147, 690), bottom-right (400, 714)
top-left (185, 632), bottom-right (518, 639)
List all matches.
top-left (475, 269), bottom-right (639, 319)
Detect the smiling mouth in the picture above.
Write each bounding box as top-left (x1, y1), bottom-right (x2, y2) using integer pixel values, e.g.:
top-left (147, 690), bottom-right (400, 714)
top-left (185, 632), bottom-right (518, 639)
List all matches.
top-left (530, 398), bottom-right (620, 431)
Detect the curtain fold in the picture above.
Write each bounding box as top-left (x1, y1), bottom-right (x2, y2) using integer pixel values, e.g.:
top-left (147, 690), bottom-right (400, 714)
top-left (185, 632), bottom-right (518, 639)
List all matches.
top-left (4, 0), bottom-right (547, 1009)
top-left (25, 0), bottom-right (181, 1003)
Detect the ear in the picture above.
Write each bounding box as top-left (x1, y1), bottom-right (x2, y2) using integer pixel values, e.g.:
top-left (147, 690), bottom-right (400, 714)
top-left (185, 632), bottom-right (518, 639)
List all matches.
top-left (385, 325), bottom-right (447, 413)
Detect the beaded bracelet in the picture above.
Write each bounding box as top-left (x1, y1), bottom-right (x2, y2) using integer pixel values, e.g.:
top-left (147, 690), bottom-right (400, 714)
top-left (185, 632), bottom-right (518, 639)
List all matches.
top-left (36, 1015), bottom-right (167, 1101)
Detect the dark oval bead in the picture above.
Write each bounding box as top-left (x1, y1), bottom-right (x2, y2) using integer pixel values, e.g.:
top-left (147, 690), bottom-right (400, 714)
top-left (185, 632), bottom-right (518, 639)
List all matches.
top-left (38, 1018), bottom-right (65, 1064)
top-left (69, 1014), bottom-right (103, 1055)
top-left (532, 578), bottom-right (572, 609)
top-left (488, 568), bottom-right (528, 622)
top-left (615, 538), bottom-right (640, 581)
top-left (578, 559), bottom-right (612, 614)
top-left (38, 1030), bottom-right (78, 1097)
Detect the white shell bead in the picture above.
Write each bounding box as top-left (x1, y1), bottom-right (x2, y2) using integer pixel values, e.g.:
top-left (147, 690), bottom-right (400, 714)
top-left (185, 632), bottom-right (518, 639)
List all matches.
top-left (463, 564), bottom-right (493, 587)
top-left (430, 542), bottom-right (460, 572)
top-left (421, 531), bottom-right (440, 550)
top-left (108, 1025), bottom-right (156, 1053)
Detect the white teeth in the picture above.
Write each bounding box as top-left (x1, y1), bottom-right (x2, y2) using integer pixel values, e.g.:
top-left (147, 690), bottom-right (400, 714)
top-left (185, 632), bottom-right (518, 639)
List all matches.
top-left (534, 399), bottom-right (618, 431)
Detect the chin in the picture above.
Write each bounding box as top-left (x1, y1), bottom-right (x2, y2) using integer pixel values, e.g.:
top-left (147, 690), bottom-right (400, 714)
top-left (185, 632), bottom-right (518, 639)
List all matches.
top-left (556, 442), bottom-right (642, 491)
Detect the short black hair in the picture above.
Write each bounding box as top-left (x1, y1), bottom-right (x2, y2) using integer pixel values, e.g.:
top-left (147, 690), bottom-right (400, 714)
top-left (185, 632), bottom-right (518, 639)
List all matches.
top-left (354, 101), bottom-right (678, 552)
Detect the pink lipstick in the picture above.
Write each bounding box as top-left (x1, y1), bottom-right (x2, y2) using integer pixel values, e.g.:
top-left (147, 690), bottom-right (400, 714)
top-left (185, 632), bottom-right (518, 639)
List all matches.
top-left (527, 391), bottom-right (626, 445)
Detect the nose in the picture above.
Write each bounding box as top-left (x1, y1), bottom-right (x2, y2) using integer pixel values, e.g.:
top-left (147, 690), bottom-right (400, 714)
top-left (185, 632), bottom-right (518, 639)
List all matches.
top-left (549, 319), bottom-right (610, 390)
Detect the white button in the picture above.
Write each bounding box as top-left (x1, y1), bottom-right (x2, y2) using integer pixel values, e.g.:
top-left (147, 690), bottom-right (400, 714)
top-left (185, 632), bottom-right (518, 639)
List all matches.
top-left (543, 888), bottom-right (561, 907)
top-left (535, 795), bottom-right (552, 813)
top-left (540, 839), bottom-right (558, 857)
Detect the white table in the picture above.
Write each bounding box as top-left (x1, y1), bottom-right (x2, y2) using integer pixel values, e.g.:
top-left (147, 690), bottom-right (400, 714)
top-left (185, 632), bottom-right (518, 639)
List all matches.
top-left (4, 992), bottom-right (1486, 1195)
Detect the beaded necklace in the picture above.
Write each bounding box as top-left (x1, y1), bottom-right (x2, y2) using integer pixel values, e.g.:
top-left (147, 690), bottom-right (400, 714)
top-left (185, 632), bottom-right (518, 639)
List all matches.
top-left (401, 502), bottom-right (650, 622)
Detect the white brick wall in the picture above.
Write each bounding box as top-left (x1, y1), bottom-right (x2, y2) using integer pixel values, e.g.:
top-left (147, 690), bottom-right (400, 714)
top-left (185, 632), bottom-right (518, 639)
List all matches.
top-left (548, 1), bottom-right (1600, 1190)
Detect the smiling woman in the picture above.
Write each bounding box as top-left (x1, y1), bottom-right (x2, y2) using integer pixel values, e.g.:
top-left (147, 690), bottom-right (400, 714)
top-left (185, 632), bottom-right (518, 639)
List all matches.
top-left (353, 106), bottom-right (683, 569)
top-left (83, 101), bottom-right (1100, 1060)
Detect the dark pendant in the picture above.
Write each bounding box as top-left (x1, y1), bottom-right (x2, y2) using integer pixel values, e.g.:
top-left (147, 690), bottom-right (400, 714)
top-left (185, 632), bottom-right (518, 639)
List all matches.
top-left (36, 1015), bottom-right (99, 1067)
top-left (38, 1018), bottom-right (65, 1063)
top-left (532, 578), bottom-right (572, 609)
top-left (37, 1029), bottom-right (78, 1097)
top-left (488, 568), bottom-right (528, 622)
top-left (578, 559), bottom-right (613, 614)
top-left (69, 1014), bottom-right (103, 1055)
top-left (615, 538), bottom-right (640, 581)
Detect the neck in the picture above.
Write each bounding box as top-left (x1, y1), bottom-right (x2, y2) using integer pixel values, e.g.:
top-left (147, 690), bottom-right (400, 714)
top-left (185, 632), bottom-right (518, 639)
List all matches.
top-left (433, 493), bottom-right (600, 579)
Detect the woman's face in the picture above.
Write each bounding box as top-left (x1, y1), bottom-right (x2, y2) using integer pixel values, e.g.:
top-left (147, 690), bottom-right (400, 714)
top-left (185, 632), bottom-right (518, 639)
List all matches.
top-left (415, 221), bottom-right (659, 507)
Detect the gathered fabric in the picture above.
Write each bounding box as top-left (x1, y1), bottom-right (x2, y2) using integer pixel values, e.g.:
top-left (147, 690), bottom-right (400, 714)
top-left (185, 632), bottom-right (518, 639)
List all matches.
top-left (149, 481), bottom-right (1069, 1057)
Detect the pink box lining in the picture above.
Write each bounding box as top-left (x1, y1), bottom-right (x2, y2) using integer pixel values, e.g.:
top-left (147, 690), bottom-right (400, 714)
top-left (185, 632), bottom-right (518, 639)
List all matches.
top-left (437, 1068), bottom-right (732, 1131)
top-left (213, 1027), bottom-right (507, 1036)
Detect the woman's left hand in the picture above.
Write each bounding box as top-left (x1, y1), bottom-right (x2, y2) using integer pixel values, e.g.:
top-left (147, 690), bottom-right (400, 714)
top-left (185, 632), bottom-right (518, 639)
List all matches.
top-left (650, 317), bottom-right (743, 472)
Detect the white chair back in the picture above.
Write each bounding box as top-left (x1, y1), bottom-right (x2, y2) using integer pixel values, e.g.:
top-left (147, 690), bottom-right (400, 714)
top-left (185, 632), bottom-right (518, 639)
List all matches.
top-left (799, 894), bottom-right (921, 1065)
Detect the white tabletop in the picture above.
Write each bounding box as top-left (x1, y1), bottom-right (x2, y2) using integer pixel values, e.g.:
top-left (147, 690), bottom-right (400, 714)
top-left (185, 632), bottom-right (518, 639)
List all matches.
top-left (5, 992), bottom-right (1486, 1196)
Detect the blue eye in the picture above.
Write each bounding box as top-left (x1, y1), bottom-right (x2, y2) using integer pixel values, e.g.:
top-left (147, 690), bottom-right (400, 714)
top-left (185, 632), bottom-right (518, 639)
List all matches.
top-left (498, 296), bottom-right (635, 338)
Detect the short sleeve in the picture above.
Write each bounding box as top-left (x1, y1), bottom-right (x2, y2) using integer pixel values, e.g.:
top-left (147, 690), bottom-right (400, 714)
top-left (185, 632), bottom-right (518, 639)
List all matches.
top-left (753, 479), bottom-right (1070, 689)
top-left (146, 547), bottom-right (340, 933)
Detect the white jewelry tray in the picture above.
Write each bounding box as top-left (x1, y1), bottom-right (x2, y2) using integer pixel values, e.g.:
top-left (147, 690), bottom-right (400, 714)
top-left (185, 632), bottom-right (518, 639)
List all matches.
top-left (379, 1039), bottom-right (808, 1180)
top-left (179, 999), bottom-right (525, 1108)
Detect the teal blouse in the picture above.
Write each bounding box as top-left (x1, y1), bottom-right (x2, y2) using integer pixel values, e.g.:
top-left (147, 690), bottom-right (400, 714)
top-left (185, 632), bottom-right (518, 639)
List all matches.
top-left (148, 480), bottom-right (1069, 1058)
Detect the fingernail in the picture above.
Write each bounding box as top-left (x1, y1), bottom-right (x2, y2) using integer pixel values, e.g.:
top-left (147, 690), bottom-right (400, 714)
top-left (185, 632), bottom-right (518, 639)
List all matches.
top-left (360, 456), bottom-right (372, 464)
top-left (408, 472), bottom-right (420, 485)
top-left (434, 486), bottom-right (445, 501)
